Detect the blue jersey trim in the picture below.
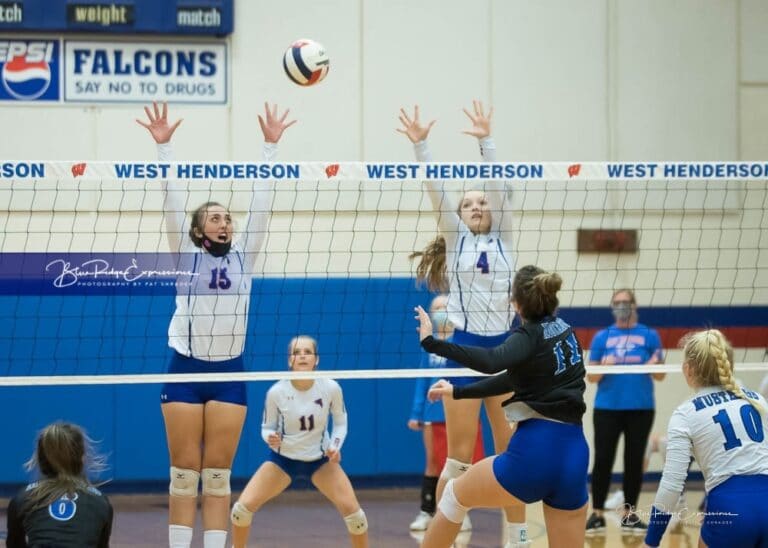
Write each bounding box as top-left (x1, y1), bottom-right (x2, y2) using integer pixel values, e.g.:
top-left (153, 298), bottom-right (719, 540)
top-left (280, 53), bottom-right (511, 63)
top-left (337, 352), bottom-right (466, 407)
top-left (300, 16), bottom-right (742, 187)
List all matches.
top-left (495, 238), bottom-right (513, 328)
top-left (456, 235), bottom-right (468, 329)
top-left (187, 252), bottom-right (200, 356)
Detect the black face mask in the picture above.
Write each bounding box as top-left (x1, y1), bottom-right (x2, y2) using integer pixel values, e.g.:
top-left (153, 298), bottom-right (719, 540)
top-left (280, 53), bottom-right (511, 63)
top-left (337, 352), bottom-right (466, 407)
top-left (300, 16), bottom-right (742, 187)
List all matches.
top-left (202, 236), bottom-right (231, 257)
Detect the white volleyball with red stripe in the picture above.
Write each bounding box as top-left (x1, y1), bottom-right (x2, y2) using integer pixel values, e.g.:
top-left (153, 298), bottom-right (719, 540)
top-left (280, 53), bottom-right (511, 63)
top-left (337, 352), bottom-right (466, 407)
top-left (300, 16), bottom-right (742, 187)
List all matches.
top-left (283, 39), bottom-right (329, 86)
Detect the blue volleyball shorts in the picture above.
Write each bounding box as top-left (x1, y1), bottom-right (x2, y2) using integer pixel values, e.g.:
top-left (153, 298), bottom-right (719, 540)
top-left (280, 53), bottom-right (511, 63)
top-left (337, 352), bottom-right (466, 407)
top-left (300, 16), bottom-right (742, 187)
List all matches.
top-left (160, 352), bottom-right (247, 406)
top-left (492, 418), bottom-right (589, 510)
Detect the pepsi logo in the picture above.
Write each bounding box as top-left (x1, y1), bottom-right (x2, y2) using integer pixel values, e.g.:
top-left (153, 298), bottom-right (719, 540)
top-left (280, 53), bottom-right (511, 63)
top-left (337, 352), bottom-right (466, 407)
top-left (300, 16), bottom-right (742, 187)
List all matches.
top-left (0, 41), bottom-right (58, 101)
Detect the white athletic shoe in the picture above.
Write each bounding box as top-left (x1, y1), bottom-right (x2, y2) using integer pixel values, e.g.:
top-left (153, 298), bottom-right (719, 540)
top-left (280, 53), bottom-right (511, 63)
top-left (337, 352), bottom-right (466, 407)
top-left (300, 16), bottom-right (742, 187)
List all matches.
top-left (409, 510), bottom-right (433, 531)
top-left (605, 489), bottom-right (625, 511)
top-left (460, 514), bottom-right (472, 531)
top-left (504, 541), bottom-right (532, 548)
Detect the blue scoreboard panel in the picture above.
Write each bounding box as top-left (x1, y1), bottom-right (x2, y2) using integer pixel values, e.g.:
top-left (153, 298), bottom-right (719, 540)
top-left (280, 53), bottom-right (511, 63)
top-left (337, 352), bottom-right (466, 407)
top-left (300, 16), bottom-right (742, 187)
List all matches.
top-left (0, 0), bottom-right (233, 36)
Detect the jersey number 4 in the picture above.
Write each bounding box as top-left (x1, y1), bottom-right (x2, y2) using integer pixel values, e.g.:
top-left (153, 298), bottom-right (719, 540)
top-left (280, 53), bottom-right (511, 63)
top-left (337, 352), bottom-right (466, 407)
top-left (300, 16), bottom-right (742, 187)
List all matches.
top-left (712, 404), bottom-right (764, 451)
top-left (209, 268), bottom-right (232, 290)
top-left (553, 332), bottom-right (582, 375)
top-left (476, 252), bottom-right (490, 274)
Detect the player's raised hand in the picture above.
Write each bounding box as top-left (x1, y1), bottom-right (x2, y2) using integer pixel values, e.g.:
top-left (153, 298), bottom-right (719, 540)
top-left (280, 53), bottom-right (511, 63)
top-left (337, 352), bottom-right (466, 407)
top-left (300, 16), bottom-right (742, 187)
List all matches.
top-left (259, 102), bottom-right (297, 144)
top-left (427, 379), bottom-right (454, 402)
top-left (414, 305), bottom-right (433, 342)
top-left (397, 105), bottom-right (436, 144)
top-left (461, 99), bottom-right (493, 139)
top-left (267, 432), bottom-right (282, 450)
top-left (136, 101), bottom-right (182, 144)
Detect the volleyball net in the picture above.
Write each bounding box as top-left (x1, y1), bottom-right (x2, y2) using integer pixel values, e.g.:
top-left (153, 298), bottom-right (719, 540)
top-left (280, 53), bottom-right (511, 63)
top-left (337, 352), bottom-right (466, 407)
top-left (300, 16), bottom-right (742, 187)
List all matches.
top-left (1, 159), bottom-right (767, 385)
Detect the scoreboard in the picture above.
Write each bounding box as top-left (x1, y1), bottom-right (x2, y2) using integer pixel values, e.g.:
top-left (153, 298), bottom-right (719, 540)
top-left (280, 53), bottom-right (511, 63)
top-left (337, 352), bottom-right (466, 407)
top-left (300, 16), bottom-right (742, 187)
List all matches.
top-left (0, 0), bottom-right (233, 36)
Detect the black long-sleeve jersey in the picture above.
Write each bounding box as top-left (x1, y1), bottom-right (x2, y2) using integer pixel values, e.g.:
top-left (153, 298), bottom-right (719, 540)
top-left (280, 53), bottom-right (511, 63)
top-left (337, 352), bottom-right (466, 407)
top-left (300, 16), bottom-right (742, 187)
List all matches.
top-left (421, 316), bottom-right (587, 424)
top-left (6, 484), bottom-right (113, 548)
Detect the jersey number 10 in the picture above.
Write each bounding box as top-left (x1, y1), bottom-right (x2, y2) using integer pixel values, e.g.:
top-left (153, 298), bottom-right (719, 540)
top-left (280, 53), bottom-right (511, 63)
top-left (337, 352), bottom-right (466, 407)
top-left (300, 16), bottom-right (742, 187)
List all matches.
top-left (712, 404), bottom-right (764, 451)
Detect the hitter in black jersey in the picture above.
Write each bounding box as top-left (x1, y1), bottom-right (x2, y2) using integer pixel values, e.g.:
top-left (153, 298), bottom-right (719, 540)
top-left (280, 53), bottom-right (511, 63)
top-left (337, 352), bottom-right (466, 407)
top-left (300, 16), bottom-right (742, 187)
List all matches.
top-left (416, 265), bottom-right (588, 548)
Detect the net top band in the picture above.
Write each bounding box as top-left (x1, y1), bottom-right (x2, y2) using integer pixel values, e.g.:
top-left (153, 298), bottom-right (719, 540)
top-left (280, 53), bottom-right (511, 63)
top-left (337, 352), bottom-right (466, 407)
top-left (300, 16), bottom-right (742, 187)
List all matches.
top-left (2, 161), bottom-right (768, 181)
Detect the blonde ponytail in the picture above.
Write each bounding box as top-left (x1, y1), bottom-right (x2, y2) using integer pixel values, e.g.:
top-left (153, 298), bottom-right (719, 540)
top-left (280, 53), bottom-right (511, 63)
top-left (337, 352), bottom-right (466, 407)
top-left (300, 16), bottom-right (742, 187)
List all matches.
top-left (684, 329), bottom-right (766, 416)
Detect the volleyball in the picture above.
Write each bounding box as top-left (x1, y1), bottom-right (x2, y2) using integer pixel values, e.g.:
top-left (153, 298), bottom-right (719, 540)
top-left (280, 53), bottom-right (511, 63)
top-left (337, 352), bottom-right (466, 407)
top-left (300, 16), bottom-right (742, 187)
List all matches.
top-left (283, 39), bottom-right (329, 86)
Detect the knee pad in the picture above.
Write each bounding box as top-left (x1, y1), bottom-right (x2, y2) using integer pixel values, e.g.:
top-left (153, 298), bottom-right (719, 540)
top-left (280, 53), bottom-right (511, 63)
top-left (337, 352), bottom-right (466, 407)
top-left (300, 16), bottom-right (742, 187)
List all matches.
top-left (230, 501), bottom-right (253, 527)
top-left (343, 508), bottom-right (368, 535)
top-left (438, 479), bottom-right (469, 524)
top-left (201, 468), bottom-right (231, 497)
top-left (169, 467), bottom-right (200, 498)
top-left (440, 458), bottom-right (471, 481)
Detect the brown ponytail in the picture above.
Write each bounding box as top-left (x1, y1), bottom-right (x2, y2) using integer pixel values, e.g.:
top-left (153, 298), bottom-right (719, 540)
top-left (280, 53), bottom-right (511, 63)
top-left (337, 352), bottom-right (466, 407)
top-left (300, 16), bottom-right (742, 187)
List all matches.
top-left (409, 235), bottom-right (448, 292)
top-left (512, 265), bottom-right (562, 320)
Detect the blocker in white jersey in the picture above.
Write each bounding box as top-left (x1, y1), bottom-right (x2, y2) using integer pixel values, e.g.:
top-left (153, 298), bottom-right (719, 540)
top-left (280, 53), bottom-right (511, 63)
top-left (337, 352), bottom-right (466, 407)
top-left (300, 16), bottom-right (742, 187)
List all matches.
top-left (157, 140), bottom-right (275, 362)
top-left (645, 329), bottom-right (768, 548)
top-left (230, 336), bottom-right (368, 548)
top-left (138, 101), bottom-right (297, 548)
top-left (413, 137), bottom-right (515, 337)
top-left (399, 102), bottom-right (528, 547)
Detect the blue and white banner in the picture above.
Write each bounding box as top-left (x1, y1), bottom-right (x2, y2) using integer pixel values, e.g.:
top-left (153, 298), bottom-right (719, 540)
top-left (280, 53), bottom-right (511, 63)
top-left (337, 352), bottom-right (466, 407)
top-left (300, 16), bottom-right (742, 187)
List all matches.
top-left (1, 160), bottom-right (768, 181)
top-left (63, 40), bottom-right (226, 103)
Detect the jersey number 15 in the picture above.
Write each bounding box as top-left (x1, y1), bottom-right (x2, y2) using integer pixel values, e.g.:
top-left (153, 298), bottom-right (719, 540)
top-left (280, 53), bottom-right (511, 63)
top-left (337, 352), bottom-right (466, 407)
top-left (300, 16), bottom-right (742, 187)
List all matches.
top-left (209, 268), bottom-right (232, 290)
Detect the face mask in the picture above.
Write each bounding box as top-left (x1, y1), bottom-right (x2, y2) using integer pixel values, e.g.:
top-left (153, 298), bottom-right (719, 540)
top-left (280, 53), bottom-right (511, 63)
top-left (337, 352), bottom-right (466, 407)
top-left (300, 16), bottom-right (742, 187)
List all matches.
top-left (611, 303), bottom-right (632, 322)
top-left (431, 310), bottom-right (450, 330)
top-left (202, 236), bottom-right (231, 257)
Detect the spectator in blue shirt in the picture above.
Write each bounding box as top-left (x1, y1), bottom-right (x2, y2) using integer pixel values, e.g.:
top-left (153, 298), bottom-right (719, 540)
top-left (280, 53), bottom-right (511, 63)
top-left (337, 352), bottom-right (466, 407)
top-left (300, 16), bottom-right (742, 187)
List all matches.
top-left (584, 289), bottom-right (665, 536)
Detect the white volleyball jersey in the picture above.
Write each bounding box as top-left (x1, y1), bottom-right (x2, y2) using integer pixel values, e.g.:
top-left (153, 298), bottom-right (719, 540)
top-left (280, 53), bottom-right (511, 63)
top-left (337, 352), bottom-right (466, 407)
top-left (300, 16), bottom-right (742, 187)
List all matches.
top-left (447, 226), bottom-right (514, 335)
top-left (169, 247), bottom-right (252, 360)
top-left (262, 378), bottom-right (348, 462)
top-left (158, 142), bottom-right (275, 361)
top-left (654, 385), bottom-right (768, 510)
top-left (415, 138), bottom-right (516, 335)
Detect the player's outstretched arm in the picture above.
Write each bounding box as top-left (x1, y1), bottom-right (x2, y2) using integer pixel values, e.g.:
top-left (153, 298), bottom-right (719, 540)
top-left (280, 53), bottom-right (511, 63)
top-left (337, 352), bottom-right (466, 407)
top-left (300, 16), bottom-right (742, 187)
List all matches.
top-left (462, 100), bottom-right (513, 237)
top-left (241, 102), bottom-right (298, 259)
top-left (137, 102), bottom-right (185, 252)
top-left (399, 105), bottom-right (461, 239)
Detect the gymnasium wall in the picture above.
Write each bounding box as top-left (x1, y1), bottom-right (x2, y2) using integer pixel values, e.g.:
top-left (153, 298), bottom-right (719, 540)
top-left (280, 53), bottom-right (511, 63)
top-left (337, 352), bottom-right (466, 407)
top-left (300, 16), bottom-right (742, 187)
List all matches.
top-left (1, 0), bottom-right (764, 162)
top-left (1, 0), bottom-right (767, 488)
